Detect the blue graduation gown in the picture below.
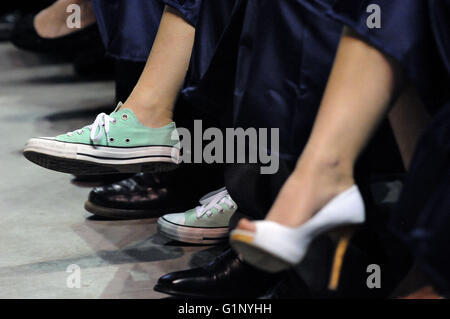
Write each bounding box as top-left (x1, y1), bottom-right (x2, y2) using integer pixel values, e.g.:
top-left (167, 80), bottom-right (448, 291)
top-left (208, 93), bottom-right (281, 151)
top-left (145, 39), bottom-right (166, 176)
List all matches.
top-left (91, 0), bottom-right (164, 62)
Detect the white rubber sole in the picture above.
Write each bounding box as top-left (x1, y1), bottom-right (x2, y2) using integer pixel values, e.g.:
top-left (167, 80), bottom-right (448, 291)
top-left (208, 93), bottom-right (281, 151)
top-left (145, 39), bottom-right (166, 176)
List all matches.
top-left (157, 217), bottom-right (229, 245)
top-left (24, 138), bottom-right (180, 175)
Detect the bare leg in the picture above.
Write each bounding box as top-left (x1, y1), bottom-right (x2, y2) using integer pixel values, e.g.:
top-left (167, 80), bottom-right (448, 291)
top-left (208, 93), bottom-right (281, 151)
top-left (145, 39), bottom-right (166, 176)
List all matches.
top-left (122, 6), bottom-right (195, 128)
top-left (388, 86), bottom-right (430, 170)
top-left (239, 28), bottom-right (404, 230)
top-left (34, 0), bottom-right (96, 38)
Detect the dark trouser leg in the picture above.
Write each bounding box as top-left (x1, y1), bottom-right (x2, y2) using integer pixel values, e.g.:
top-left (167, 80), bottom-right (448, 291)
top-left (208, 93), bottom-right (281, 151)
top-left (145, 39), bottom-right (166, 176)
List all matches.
top-left (389, 102), bottom-right (450, 298)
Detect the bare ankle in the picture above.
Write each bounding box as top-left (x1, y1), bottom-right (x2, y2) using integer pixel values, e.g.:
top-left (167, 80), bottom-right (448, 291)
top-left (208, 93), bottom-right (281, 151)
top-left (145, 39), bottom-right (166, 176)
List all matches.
top-left (294, 156), bottom-right (354, 191)
top-left (121, 100), bottom-right (173, 128)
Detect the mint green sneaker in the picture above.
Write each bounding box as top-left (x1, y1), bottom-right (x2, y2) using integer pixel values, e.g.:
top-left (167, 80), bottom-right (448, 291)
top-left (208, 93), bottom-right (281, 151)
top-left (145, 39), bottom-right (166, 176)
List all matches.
top-left (157, 188), bottom-right (237, 244)
top-left (23, 103), bottom-right (180, 175)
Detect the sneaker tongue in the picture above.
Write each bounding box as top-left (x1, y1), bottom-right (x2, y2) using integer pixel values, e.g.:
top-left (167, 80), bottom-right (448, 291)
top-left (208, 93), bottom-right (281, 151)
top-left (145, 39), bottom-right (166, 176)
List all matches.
top-left (199, 187), bottom-right (228, 205)
top-left (196, 190), bottom-right (231, 218)
top-left (113, 102), bottom-right (124, 113)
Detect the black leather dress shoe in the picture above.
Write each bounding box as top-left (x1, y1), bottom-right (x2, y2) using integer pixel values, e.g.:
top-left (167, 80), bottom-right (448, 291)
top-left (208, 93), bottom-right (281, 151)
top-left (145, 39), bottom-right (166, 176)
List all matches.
top-left (154, 249), bottom-right (284, 298)
top-left (11, 14), bottom-right (102, 57)
top-left (261, 270), bottom-right (311, 299)
top-left (85, 163), bottom-right (224, 219)
top-left (85, 171), bottom-right (200, 219)
top-left (72, 174), bottom-right (134, 187)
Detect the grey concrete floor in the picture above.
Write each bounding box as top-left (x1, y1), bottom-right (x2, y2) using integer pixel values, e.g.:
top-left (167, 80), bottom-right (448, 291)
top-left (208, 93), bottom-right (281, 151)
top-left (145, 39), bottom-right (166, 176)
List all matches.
top-left (0, 43), bottom-right (222, 299)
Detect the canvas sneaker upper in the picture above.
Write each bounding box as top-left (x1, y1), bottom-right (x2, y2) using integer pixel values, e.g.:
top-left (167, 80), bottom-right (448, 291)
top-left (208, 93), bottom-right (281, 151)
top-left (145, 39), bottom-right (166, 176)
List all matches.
top-left (55, 103), bottom-right (180, 148)
top-left (162, 188), bottom-right (237, 228)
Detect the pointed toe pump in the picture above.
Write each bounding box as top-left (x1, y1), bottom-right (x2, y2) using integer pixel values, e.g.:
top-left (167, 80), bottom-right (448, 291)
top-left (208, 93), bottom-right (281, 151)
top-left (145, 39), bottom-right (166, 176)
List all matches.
top-left (230, 185), bottom-right (365, 276)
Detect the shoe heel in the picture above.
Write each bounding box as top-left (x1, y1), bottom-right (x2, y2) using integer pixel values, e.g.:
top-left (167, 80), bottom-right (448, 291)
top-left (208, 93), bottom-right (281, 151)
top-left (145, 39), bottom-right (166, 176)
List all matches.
top-left (327, 227), bottom-right (356, 291)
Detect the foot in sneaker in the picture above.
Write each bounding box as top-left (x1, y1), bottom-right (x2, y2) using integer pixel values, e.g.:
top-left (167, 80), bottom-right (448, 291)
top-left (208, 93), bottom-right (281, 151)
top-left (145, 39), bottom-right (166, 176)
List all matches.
top-left (157, 188), bottom-right (237, 245)
top-left (23, 103), bottom-right (180, 175)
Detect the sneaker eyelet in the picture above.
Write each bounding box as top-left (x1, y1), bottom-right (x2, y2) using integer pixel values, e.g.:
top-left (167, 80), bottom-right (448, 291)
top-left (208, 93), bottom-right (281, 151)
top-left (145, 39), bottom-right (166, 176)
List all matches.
top-left (122, 114), bottom-right (128, 121)
top-left (109, 138), bottom-right (115, 143)
top-left (125, 138), bottom-right (131, 143)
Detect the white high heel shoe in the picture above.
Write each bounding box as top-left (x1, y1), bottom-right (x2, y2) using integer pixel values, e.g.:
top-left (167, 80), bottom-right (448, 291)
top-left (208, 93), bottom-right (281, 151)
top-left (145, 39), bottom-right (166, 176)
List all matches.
top-left (230, 185), bottom-right (365, 281)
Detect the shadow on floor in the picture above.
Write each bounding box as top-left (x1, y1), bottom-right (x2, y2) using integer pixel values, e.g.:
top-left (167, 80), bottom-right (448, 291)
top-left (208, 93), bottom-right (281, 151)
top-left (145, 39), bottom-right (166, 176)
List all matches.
top-left (187, 245), bottom-right (227, 269)
top-left (6, 48), bottom-right (70, 68)
top-left (21, 73), bottom-right (113, 85)
top-left (0, 236), bottom-right (184, 279)
top-left (42, 105), bottom-right (114, 122)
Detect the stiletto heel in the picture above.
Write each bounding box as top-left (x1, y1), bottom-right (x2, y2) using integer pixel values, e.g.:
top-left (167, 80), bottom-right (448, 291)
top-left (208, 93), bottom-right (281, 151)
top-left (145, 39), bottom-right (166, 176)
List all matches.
top-left (327, 227), bottom-right (356, 291)
top-left (230, 185), bottom-right (365, 273)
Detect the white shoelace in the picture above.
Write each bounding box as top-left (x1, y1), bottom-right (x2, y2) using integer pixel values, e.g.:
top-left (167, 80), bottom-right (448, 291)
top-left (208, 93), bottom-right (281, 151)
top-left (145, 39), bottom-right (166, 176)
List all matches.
top-left (195, 190), bottom-right (235, 218)
top-left (67, 113), bottom-right (116, 144)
